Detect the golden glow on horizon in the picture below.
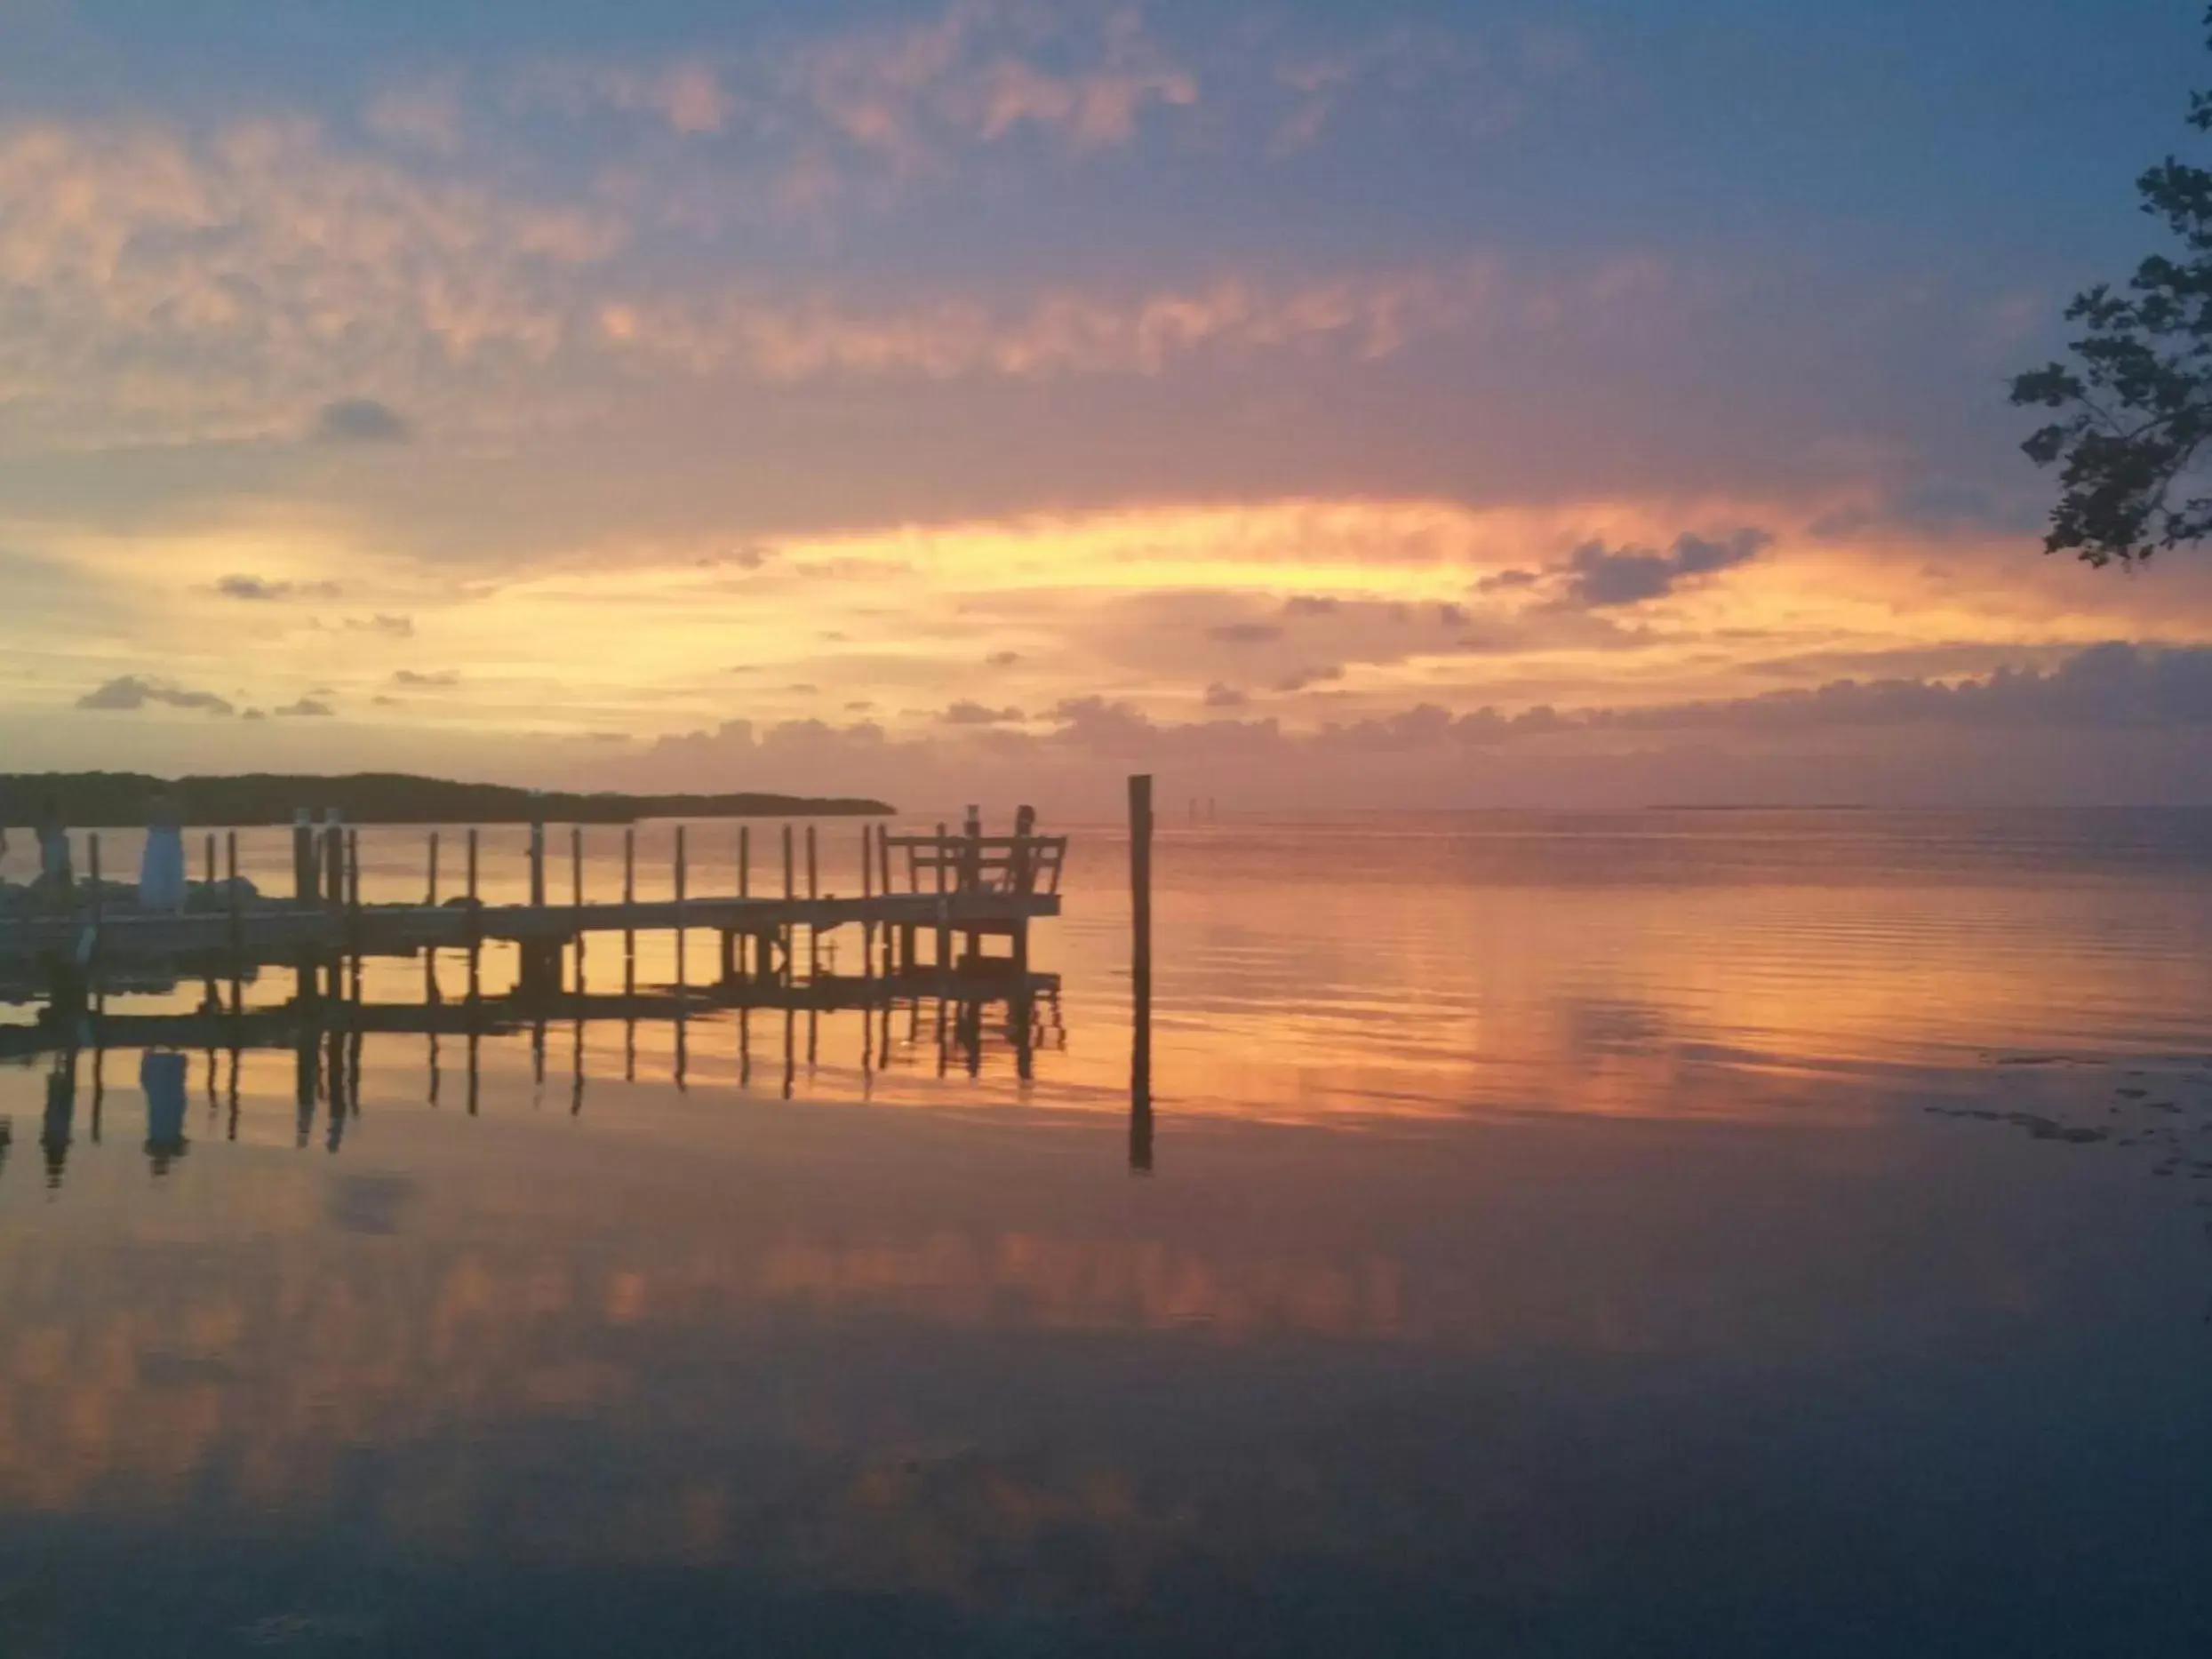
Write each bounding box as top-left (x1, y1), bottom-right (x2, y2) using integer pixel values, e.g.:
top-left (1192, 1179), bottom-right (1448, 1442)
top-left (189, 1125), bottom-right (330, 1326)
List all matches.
top-left (11, 493), bottom-right (2204, 757)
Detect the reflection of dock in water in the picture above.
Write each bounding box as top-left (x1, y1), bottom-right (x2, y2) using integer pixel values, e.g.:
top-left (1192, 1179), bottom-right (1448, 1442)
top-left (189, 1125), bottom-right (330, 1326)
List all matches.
top-left (0, 967), bottom-right (1063, 1061)
top-left (3, 965), bottom-right (1068, 1184)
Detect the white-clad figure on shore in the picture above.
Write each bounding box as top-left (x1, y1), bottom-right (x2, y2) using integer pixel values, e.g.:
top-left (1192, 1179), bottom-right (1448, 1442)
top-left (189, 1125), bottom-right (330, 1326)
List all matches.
top-left (139, 788), bottom-right (187, 912)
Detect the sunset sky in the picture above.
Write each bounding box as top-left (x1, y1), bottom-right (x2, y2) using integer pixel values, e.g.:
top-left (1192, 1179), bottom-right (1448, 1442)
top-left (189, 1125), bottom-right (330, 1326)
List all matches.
top-left (7, 0), bottom-right (2212, 810)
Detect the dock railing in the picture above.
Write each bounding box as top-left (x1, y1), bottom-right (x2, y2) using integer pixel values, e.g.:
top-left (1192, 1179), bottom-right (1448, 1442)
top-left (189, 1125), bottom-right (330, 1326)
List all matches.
top-left (879, 830), bottom-right (1068, 897)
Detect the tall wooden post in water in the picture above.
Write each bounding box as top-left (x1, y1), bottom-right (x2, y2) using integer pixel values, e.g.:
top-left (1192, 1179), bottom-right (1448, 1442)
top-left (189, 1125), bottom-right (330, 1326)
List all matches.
top-left (622, 826), bottom-right (636, 998)
top-left (961, 805), bottom-right (983, 967)
top-left (1129, 773), bottom-right (1154, 1172)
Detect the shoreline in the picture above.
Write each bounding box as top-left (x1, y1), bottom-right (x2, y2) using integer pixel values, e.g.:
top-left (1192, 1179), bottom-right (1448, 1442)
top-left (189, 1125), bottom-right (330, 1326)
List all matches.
top-left (0, 770), bottom-right (893, 828)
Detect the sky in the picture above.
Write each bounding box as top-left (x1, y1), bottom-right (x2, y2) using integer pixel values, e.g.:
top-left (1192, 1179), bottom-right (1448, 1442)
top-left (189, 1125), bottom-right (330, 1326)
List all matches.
top-left (5, 0), bottom-right (2212, 812)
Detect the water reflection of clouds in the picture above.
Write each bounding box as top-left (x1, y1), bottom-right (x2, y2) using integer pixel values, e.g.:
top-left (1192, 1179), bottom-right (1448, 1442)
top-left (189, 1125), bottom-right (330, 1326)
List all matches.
top-left (0, 1081), bottom-right (2152, 1535)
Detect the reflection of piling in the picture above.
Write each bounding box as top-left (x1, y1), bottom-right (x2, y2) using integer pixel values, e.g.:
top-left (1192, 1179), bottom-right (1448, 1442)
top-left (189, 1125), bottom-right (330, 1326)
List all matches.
top-left (1129, 773), bottom-right (1154, 1173)
top-left (294, 1026), bottom-right (316, 1148)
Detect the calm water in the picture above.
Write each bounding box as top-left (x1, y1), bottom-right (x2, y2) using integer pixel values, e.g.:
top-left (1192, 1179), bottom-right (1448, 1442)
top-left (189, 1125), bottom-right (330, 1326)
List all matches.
top-left (3, 810), bottom-right (2211, 1656)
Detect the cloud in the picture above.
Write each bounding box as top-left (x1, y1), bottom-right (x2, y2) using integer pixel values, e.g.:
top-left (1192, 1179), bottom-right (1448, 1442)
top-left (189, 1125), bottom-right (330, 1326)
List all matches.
top-left (0, 117), bottom-right (623, 445)
top-left (310, 398), bottom-right (413, 445)
top-left (1273, 664), bottom-right (1346, 693)
top-left (274, 697), bottom-right (335, 718)
top-left (794, 3), bottom-right (1196, 172)
top-left (1805, 481), bottom-right (2041, 541)
top-left (514, 59), bottom-right (734, 134)
top-left (1556, 529), bottom-right (1770, 610)
top-left (347, 615), bottom-right (416, 639)
top-left (216, 573), bottom-right (342, 602)
top-left (1271, 22), bottom-right (1578, 157)
top-left (942, 698), bottom-right (1023, 725)
top-left (1209, 621), bottom-right (1283, 643)
top-left (599, 263), bottom-right (1504, 385)
top-left (1042, 644), bottom-right (2212, 759)
top-left (986, 650), bottom-right (1022, 667)
top-left (598, 643), bottom-right (2212, 816)
top-left (1591, 642), bottom-right (2212, 737)
top-left (76, 675), bottom-right (236, 715)
top-left (366, 75), bottom-right (467, 155)
top-left (391, 668), bottom-right (460, 688)
top-left (1203, 682), bottom-right (1248, 708)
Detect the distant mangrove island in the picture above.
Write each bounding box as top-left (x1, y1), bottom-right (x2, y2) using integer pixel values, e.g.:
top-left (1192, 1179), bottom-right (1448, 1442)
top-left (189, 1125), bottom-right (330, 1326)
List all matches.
top-left (0, 771), bottom-right (892, 827)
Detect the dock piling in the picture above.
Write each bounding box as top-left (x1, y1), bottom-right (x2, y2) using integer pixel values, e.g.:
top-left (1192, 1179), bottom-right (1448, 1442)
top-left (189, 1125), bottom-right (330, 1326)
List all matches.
top-left (291, 809), bottom-right (314, 907)
top-left (225, 832), bottom-right (241, 961)
top-left (962, 805), bottom-right (983, 966)
top-left (322, 812), bottom-right (345, 909)
top-left (675, 825), bottom-right (689, 988)
top-left (465, 828), bottom-right (481, 1001)
top-left (87, 833), bottom-right (103, 968)
top-left (571, 826), bottom-right (586, 991)
top-left (860, 824), bottom-right (874, 983)
top-left (738, 826), bottom-right (751, 980)
top-left (1129, 774), bottom-right (1154, 1172)
top-left (934, 820), bottom-right (952, 978)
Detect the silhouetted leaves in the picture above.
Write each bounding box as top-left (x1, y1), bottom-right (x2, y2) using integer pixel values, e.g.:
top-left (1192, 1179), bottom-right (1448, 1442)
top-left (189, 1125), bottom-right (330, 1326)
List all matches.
top-left (2012, 7), bottom-right (2212, 565)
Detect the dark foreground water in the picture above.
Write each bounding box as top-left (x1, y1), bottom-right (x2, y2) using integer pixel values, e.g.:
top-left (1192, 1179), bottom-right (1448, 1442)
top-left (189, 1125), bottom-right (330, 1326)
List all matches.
top-left (2, 810), bottom-right (2210, 1657)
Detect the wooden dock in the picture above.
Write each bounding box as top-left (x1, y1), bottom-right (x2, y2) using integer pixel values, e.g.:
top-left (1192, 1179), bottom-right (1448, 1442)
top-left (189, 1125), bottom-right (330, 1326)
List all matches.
top-left (0, 810), bottom-right (1069, 1006)
top-left (0, 785), bottom-right (1178, 1179)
